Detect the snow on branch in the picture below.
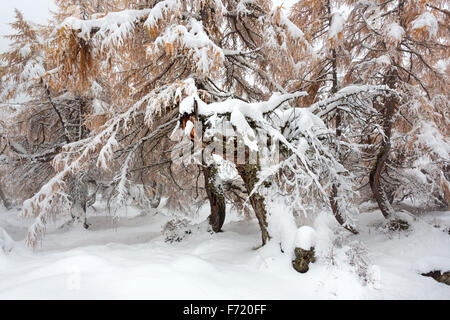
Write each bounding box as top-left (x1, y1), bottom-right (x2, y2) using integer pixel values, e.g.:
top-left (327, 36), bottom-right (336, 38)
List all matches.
top-left (253, 106), bottom-right (357, 224)
top-left (60, 0), bottom-right (180, 46)
top-left (197, 92), bottom-right (307, 119)
top-left (309, 85), bottom-right (397, 118)
top-left (271, 5), bottom-right (305, 41)
top-left (147, 18), bottom-right (224, 76)
top-left (179, 90), bottom-right (306, 150)
top-left (144, 0), bottom-right (180, 29)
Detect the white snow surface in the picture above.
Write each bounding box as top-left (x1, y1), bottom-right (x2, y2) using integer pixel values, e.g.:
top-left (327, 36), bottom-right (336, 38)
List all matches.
top-left (0, 203), bottom-right (449, 299)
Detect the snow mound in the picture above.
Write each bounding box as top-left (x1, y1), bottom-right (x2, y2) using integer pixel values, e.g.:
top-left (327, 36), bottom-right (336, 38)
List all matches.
top-left (266, 200), bottom-right (297, 256)
top-left (295, 226), bottom-right (316, 250)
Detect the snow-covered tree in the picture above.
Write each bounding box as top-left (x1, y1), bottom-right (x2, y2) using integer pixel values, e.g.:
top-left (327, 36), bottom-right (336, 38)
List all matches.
top-left (344, 0), bottom-right (449, 216)
top-left (289, 0), bottom-right (401, 232)
top-left (0, 7), bottom-right (114, 237)
top-left (0, 10), bottom-right (68, 199)
top-left (1, 0), bottom-right (446, 254)
top-left (290, 0), bottom-right (358, 232)
top-left (16, 0), bottom-right (316, 247)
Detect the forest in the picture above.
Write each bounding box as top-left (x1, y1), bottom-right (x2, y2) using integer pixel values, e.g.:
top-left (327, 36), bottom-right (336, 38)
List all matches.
top-left (0, 0), bottom-right (448, 299)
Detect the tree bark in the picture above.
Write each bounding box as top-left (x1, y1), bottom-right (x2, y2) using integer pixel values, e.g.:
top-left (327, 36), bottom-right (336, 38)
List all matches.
top-left (235, 163), bottom-right (270, 246)
top-left (369, 70), bottom-right (397, 219)
top-left (369, 140), bottom-right (394, 219)
top-left (330, 184), bottom-right (358, 234)
top-left (203, 163), bottom-right (226, 232)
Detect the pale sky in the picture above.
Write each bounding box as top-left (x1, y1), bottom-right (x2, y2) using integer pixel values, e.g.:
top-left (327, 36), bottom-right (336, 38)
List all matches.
top-left (0, 0), bottom-right (56, 53)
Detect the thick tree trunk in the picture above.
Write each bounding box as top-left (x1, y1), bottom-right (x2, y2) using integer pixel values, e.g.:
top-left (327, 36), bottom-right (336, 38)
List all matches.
top-left (369, 144), bottom-right (394, 219)
top-left (369, 71), bottom-right (397, 219)
top-left (192, 80), bottom-right (227, 233)
top-left (235, 163), bottom-right (270, 246)
top-left (203, 163), bottom-right (226, 232)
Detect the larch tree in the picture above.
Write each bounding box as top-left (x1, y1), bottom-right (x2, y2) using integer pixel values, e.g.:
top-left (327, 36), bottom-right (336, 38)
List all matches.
top-left (0, 5), bottom-right (117, 233)
top-left (290, 0), bottom-right (399, 232)
top-left (290, 0), bottom-right (358, 232)
top-left (16, 0), bottom-right (340, 250)
top-left (50, 0), bottom-right (312, 247)
top-left (0, 10), bottom-right (67, 202)
top-left (344, 0), bottom-right (449, 217)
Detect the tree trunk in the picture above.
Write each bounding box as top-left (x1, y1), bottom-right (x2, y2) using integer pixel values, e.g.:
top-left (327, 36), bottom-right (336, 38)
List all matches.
top-left (235, 163), bottom-right (270, 246)
top-left (330, 184), bottom-right (358, 234)
top-left (369, 144), bottom-right (394, 219)
top-left (0, 184), bottom-right (11, 210)
top-left (369, 70), bottom-right (397, 219)
top-left (68, 173), bottom-right (90, 229)
top-left (328, 43), bottom-right (358, 234)
top-left (203, 163), bottom-right (226, 232)
top-left (192, 80), bottom-right (227, 233)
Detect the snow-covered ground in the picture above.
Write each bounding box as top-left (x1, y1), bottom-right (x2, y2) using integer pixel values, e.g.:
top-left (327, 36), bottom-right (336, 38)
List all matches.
top-left (0, 202), bottom-right (449, 299)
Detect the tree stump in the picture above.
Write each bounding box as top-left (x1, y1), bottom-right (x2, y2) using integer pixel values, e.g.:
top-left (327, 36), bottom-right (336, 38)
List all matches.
top-left (292, 247), bottom-right (316, 273)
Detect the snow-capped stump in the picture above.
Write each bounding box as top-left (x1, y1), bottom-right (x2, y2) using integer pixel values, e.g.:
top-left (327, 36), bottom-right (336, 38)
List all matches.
top-left (0, 227), bottom-right (14, 253)
top-left (295, 226), bottom-right (317, 250)
top-left (292, 226), bottom-right (317, 273)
